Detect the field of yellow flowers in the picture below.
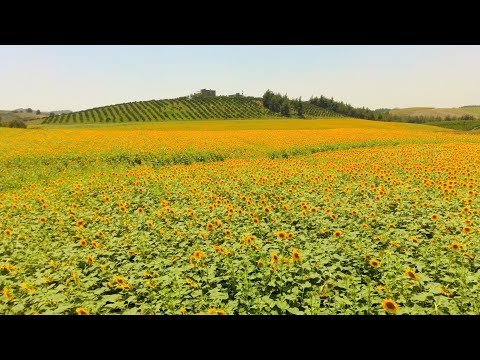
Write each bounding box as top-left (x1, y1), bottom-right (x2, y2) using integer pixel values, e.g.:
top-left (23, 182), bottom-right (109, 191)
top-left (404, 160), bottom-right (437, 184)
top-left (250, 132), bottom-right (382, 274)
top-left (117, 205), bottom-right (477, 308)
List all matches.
top-left (1, 118), bottom-right (479, 314)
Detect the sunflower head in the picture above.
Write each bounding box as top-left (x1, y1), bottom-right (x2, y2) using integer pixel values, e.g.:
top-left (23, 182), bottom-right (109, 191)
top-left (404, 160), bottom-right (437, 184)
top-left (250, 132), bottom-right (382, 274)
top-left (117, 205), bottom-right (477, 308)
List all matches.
top-left (86, 254), bottom-right (94, 265)
top-left (76, 307), bottom-right (90, 315)
top-left (381, 299), bottom-right (400, 314)
top-left (206, 223), bottom-right (214, 231)
top-left (276, 231), bottom-right (287, 240)
top-left (449, 242), bottom-right (463, 250)
top-left (291, 248), bottom-right (301, 262)
top-left (369, 259), bottom-right (381, 268)
top-left (404, 268), bottom-right (419, 281)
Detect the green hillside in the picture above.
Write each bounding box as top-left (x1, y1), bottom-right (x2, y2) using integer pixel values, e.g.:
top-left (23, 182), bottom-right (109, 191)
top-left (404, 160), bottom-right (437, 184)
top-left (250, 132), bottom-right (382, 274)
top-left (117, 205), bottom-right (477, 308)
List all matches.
top-left (0, 110), bottom-right (46, 124)
top-left (42, 96), bottom-right (342, 125)
top-left (390, 106), bottom-right (480, 119)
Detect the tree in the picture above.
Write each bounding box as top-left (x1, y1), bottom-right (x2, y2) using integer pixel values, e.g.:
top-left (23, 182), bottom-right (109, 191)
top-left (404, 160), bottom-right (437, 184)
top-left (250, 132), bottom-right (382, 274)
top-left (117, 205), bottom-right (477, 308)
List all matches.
top-left (36, 110), bottom-right (41, 115)
top-left (262, 90), bottom-right (274, 109)
top-left (280, 95), bottom-right (290, 117)
top-left (26, 108), bottom-right (33, 113)
top-left (295, 97), bottom-right (304, 118)
top-left (49, 112), bottom-right (55, 116)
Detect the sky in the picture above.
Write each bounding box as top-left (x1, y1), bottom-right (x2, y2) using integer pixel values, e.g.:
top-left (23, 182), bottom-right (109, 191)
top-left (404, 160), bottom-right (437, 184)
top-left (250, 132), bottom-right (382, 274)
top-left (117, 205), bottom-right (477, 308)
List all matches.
top-left (1, 45), bottom-right (479, 112)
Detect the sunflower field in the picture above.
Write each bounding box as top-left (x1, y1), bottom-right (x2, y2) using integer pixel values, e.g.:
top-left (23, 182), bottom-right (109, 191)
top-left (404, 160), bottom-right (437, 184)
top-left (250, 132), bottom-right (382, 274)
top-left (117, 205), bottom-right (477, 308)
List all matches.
top-left (1, 119), bottom-right (479, 314)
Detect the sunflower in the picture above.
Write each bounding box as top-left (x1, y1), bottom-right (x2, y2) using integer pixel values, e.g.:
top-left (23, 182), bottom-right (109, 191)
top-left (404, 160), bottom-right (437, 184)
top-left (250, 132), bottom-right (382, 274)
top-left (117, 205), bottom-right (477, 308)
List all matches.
top-left (3, 287), bottom-right (14, 300)
top-left (193, 251), bottom-right (205, 260)
top-left (404, 268), bottom-right (419, 281)
top-left (369, 259), bottom-right (381, 268)
top-left (431, 214), bottom-right (439, 220)
top-left (40, 217), bottom-right (47, 223)
top-left (287, 232), bottom-right (294, 239)
top-left (271, 252), bottom-right (280, 263)
top-left (463, 252), bottom-right (475, 260)
top-left (333, 230), bottom-right (342, 237)
top-left (206, 222), bottom-right (214, 231)
top-left (263, 207), bottom-right (270, 213)
top-left (76, 308), bottom-right (90, 315)
top-left (376, 285), bottom-right (385, 292)
top-left (91, 240), bottom-right (101, 249)
top-left (137, 207), bottom-right (144, 214)
top-left (291, 248), bottom-right (301, 262)
top-left (449, 242), bottom-right (463, 250)
top-left (269, 260), bottom-right (277, 271)
top-left (351, 209), bottom-right (358, 215)
top-left (115, 276), bottom-right (126, 286)
top-left (97, 231), bottom-right (104, 237)
top-left (146, 280), bottom-right (157, 289)
top-left (180, 307), bottom-right (186, 314)
top-left (208, 308), bottom-right (216, 314)
top-left (310, 207), bottom-right (318, 213)
top-left (86, 254), bottom-right (94, 266)
top-left (76, 219), bottom-right (85, 227)
top-left (21, 282), bottom-right (35, 294)
top-left (463, 226), bottom-right (472, 233)
top-left (438, 286), bottom-right (455, 297)
top-left (79, 238), bottom-right (87, 247)
top-left (224, 229), bottom-right (232, 236)
top-left (184, 278), bottom-right (198, 288)
top-left (252, 217), bottom-right (259, 224)
top-left (276, 231), bottom-right (287, 240)
top-left (381, 299), bottom-right (400, 314)
top-left (411, 236), bottom-right (420, 244)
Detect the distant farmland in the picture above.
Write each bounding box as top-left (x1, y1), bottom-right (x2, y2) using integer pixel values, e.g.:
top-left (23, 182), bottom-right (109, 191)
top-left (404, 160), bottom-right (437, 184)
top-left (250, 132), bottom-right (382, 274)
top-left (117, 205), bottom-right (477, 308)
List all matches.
top-left (390, 106), bottom-right (480, 119)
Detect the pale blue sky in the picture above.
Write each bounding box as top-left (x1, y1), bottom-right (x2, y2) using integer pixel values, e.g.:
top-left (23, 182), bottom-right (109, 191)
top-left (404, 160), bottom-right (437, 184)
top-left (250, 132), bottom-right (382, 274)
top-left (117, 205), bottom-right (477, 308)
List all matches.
top-left (1, 45), bottom-right (479, 111)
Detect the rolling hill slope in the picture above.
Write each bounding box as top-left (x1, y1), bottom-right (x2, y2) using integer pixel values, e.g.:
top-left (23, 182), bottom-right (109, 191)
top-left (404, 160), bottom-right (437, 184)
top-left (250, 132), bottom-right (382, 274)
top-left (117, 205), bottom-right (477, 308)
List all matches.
top-left (42, 96), bottom-right (342, 125)
top-left (390, 106), bottom-right (480, 119)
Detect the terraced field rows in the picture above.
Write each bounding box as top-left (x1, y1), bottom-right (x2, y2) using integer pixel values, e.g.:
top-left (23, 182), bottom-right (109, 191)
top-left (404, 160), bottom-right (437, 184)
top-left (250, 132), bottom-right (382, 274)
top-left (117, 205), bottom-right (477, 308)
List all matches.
top-left (42, 97), bottom-right (342, 125)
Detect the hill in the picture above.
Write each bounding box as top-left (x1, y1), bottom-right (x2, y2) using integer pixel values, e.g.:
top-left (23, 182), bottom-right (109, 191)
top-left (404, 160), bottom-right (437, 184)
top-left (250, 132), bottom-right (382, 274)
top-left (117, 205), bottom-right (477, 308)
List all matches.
top-left (42, 96), bottom-right (342, 125)
top-left (0, 110), bottom-right (46, 125)
top-left (389, 106), bottom-right (480, 119)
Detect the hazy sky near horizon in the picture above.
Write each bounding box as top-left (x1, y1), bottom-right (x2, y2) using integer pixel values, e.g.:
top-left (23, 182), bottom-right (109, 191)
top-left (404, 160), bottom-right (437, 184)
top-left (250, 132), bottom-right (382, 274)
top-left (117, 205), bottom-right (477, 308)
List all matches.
top-left (1, 45), bottom-right (479, 111)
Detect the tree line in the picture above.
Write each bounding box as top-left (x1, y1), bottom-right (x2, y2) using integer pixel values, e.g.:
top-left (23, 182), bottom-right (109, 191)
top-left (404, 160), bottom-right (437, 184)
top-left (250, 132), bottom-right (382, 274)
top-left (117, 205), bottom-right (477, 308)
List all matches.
top-left (262, 90), bottom-right (304, 118)
top-left (263, 90), bottom-right (479, 123)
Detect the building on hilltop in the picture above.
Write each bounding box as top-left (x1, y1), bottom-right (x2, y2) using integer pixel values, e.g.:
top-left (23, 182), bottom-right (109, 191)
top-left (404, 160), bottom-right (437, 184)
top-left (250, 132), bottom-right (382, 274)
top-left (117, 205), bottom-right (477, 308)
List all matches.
top-left (228, 91), bottom-right (244, 97)
top-left (197, 89), bottom-right (216, 97)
